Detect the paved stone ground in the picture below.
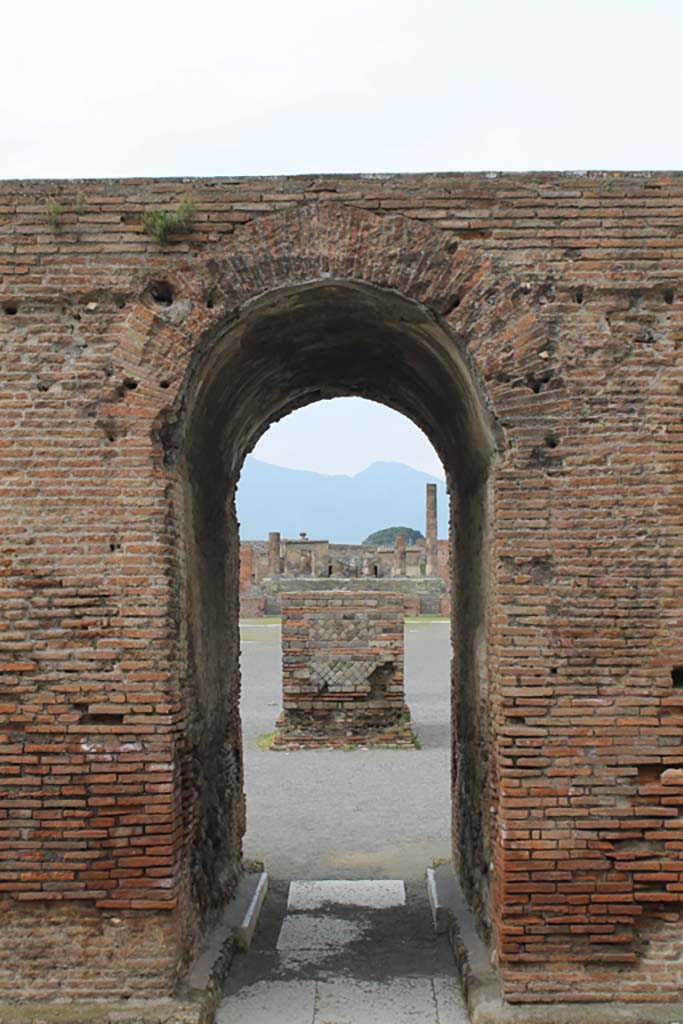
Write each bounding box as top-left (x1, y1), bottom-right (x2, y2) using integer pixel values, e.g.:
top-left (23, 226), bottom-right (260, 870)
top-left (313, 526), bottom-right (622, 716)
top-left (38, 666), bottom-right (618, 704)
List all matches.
top-left (240, 618), bottom-right (453, 880)
top-left (222, 620), bottom-right (469, 1021)
top-left (217, 878), bottom-right (469, 1023)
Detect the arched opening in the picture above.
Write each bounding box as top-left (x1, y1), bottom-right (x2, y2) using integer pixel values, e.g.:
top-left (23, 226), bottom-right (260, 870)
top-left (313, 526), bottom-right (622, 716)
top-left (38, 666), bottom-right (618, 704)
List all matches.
top-left (169, 279), bottom-right (501, 943)
top-left (236, 397), bottom-right (453, 879)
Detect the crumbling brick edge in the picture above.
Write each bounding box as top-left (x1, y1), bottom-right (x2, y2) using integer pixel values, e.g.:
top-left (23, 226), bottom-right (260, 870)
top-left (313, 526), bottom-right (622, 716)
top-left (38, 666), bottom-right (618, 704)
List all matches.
top-left (0, 996), bottom-right (205, 1024)
top-left (0, 936), bottom-right (235, 1024)
top-left (448, 883), bottom-right (683, 1024)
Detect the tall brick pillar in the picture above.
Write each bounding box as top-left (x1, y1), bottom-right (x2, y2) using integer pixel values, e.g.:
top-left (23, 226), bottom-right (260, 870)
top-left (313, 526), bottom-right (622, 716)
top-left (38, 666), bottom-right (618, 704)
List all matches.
top-left (425, 483), bottom-right (438, 576)
top-left (393, 531), bottom-right (407, 575)
top-left (268, 531), bottom-right (281, 575)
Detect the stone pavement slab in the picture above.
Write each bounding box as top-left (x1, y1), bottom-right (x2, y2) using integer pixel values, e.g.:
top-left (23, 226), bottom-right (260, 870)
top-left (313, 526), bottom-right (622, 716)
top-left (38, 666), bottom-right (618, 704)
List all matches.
top-left (215, 975), bottom-right (468, 1024)
top-left (215, 978), bottom-right (316, 1024)
top-left (315, 976), bottom-right (437, 1023)
top-left (217, 878), bottom-right (470, 1023)
top-left (433, 974), bottom-right (469, 1020)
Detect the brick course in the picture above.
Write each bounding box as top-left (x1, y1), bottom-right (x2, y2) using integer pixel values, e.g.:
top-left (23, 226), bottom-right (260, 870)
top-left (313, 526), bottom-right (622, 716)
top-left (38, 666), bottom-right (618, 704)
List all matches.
top-left (0, 172), bottom-right (681, 1009)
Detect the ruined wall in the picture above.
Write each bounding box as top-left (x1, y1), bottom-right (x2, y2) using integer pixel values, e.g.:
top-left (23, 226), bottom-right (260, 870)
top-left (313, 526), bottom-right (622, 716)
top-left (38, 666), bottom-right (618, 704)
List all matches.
top-left (0, 172), bottom-right (682, 1008)
top-left (238, 526), bottom-right (451, 616)
top-left (275, 591), bottom-right (411, 747)
top-left (258, 574), bottom-right (447, 615)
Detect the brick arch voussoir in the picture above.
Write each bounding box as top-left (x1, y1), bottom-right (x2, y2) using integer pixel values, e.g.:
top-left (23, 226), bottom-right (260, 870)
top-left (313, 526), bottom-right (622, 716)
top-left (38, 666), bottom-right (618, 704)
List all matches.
top-left (123, 201), bottom-right (553, 435)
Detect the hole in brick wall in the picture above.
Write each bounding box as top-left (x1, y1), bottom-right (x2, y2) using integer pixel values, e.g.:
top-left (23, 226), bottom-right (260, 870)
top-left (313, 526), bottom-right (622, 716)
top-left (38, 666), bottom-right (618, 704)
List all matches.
top-left (114, 294), bottom-right (126, 309)
top-left (664, 289), bottom-right (675, 305)
top-left (610, 837), bottom-right (655, 854)
top-left (672, 666), bottom-right (683, 688)
top-left (444, 294), bottom-right (461, 315)
top-left (575, 288), bottom-right (584, 304)
top-left (206, 291), bottom-right (216, 309)
top-left (81, 712), bottom-right (125, 725)
top-left (531, 556), bottom-right (553, 584)
top-left (527, 371), bottom-right (553, 394)
top-left (544, 434), bottom-right (558, 449)
top-left (637, 763), bottom-right (661, 785)
top-left (3, 302), bottom-right (17, 315)
top-left (159, 379), bottom-right (171, 389)
top-left (74, 702), bottom-right (125, 725)
top-left (368, 662), bottom-right (393, 699)
top-left (123, 378), bottom-right (138, 390)
top-left (550, 666), bottom-right (557, 675)
top-left (148, 280), bottom-right (174, 307)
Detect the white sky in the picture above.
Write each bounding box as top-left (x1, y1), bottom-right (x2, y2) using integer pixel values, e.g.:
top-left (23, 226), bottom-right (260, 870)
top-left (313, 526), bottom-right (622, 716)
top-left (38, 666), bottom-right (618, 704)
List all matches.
top-left (3, 0), bottom-right (683, 179)
top-left (4, 0), bottom-right (680, 474)
top-left (251, 399), bottom-right (445, 479)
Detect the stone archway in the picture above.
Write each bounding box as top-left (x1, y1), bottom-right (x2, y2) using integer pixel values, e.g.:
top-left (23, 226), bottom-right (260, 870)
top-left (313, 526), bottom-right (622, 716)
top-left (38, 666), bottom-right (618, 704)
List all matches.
top-left (100, 201), bottom-right (552, 998)
top-left (167, 277), bottom-right (502, 941)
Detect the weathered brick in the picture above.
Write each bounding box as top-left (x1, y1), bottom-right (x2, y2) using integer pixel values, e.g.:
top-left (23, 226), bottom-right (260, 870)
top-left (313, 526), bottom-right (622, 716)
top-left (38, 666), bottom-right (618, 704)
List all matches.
top-left (0, 173), bottom-right (682, 1008)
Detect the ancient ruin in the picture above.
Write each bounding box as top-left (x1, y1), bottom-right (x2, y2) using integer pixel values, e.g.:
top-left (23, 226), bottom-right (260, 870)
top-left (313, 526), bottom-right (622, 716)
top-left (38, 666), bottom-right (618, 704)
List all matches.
top-left (1, 172), bottom-right (683, 1021)
top-left (274, 591), bottom-right (412, 748)
top-left (239, 482), bottom-right (449, 616)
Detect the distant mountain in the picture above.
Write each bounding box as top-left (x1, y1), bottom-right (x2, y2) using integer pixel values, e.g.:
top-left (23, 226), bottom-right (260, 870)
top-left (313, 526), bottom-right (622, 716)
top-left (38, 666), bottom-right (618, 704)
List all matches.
top-left (236, 458), bottom-right (448, 544)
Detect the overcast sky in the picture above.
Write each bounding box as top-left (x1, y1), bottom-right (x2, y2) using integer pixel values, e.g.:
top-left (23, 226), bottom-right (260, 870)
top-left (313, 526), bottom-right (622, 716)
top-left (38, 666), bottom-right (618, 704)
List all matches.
top-left (250, 399), bottom-right (445, 479)
top-left (4, 0), bottom-right (680, 474)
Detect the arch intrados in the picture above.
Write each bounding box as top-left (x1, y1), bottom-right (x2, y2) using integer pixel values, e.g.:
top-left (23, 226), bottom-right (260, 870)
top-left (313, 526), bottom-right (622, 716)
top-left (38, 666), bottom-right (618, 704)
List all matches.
top-left (178, 280), bottom-right (500, 494)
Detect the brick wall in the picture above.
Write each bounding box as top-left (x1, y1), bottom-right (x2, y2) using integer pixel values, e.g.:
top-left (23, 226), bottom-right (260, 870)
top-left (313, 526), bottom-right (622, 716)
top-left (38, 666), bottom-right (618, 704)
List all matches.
top-left (275, 591), bottom-right (411, 747)
top-left (0, 172), bottom-right (681, 1007)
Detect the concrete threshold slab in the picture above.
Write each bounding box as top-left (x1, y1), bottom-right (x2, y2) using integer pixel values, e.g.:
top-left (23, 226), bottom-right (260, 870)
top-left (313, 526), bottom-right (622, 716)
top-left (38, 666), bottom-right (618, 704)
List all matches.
top-left (288, 878), bottom-right (405, 910)
top-left (431, 862), bottom-right (683, 1024)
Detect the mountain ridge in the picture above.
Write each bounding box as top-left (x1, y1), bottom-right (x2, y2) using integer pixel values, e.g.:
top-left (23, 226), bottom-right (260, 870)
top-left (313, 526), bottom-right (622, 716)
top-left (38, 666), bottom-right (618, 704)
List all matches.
top-left (236, 457), bottom-right (448, 544)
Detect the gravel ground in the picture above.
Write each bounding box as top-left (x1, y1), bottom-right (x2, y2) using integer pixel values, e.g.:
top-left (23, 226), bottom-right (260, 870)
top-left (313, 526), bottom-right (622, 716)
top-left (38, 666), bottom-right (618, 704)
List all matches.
top-left (239, 618), bottom-right (453, 882)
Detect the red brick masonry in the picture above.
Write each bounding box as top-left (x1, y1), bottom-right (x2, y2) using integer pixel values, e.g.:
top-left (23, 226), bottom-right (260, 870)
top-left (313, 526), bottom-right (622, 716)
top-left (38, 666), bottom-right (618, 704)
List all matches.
top-left (0, 172), bottom-right (681, 1007)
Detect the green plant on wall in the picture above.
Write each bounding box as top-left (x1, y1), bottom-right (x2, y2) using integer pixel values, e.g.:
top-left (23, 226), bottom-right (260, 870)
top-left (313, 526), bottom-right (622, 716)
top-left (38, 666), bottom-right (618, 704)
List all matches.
top-left (143, 197), bottom-right (196, 245)
top-left (75, 192), bottom-right (86, 215)
top-left (45, 196), bottom-right (62, 232)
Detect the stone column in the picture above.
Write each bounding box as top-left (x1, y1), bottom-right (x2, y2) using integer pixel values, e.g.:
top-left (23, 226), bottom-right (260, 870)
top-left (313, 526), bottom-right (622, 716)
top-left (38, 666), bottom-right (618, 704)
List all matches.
top-left (393, 531), bottom-right (407, 576)
top-left (425, 484), bottom-right (438, 576)
top-left (268, 531), bottom-right (281, 575)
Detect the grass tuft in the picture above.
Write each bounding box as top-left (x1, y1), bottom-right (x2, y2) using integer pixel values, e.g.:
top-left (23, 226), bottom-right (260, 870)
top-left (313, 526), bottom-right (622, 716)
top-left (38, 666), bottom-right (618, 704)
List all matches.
top-left (256, 731), bottom-right (277, 751)
top-left (45, 197), bottom-right (62, 232)
top-left (143, 197), bottom-right (195, 245)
